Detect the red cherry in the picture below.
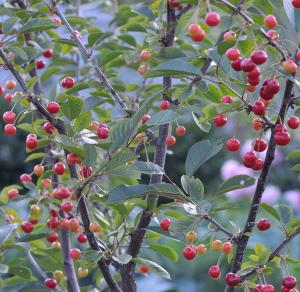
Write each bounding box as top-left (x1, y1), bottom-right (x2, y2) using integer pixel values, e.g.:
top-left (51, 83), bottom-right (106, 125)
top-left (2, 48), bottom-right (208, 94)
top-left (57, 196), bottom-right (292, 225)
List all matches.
top-left (275, 131), bottom-right (291, 146)
top-left (263, 285), bottom-right (275, 292)
top-left (221, 95), bottom-right (233, 104)
top-left (288, 116), bottom-right (300, 129)
top-left (247, 66), bottom-right (261, 79)
top-left (241, 58), bottom-right (256, 72)
top-left (20, 173), bottom-right (32, 184)
top-left (70, 248), bottom-right (81, 260)
top-left (21, 221), bottom-right (33, 233)
top-left (168, 0), bottom-right (182, 8)
top-left (141, 114), bottom-right (151, 124)
top-left (257, 218), bottom-right (271, 231)
top-left (61, 77), bottom-right (75, 89)
top-left (47, 101), bottom-right (60, 114)
top-left (223, 242), bottom-right (233, 254)
top-left (77, 233), bottom-right (88, 244)
top-left (188, 24), bottom-right (205, 42)
top-left (213, 114), bottom-right (227, 127)
top-left (5, 80), bottom-right (16, 90)
top-left (52, 17), bottom-right (61, 25)
top-left (251, 50), bottom-right (268, 65)
top-left (252, 158), bottom-right (264, 171)
top-left (47, 217), bottom-right (60, 229)
top-left (80, 165), bottom-right (92, 178)
top-left (275, 123), bottom-right (288, 132)
top-left (53, 188), bottom-right (72, 200)
top-left (4, 93), bottom-right (13, 102)
top-left (160, 100), bottom-right (170, 110)
top-left (160, 218), bottom-right (171, 231)
top-left (61, 201), bottom-right (73, 212)
top-left (43, 49), bottom-right (53, 58)
top-left (166, 135), bottom-right (176, 146)
top-left (67, 153), bottom-right (80, 165)
top-left (97, 124), bottom-right (109, 139)
top-left (243, 151), bottom-right (257, 168)
top-left (283, 60), bottom-right (298, 74)
top-left (231, 58), bottom-right (242, 71)
top-left (254, 284), bottom-right (265, 292)
top-left (26, 138), bottom-right (38, 150)
top-left (8, 189), bottom-right (19, 200)
top-left (267, 29), bottom-right (279, 40)
top-left (176, 126), bottom-right (186, 137)
top-left (281, 287), bottom-right (291, 292)
top-left (44, 278), bottom-right (57, 289)
top-left (226, 138), bottom-right (240, 152)
top-left (282, 275), bottom-right (297, 289)
top-left (226, 48), bottom-right (240, 61)
top-left (53, 162), bottom-right (66, 175)
top-left (264, 79), bottom-right (280, 94)
top-left (225, 273), bottom-right (240, 286)
top-left (252, 100), bottom-right (265, 116)
top-left (253, 138), bottom-right (267, 152)
top-left (205, 12), bottom-right (221, 27)
top-left (264, 15), bottom-right (277, 29)
top-left (3, 111), bottom-right (16, 123)
top-left (208, 265), bottom-right (221, 279)
top-left (0, 86), bottom-right (4, 95)
top-left (4, 124), bottom-right (16, 135)
top-left (182, 246), bottom-right (197, 260)
top-left (36, 60), bottom-right (46, 70)
top-left (50, 209), bottom-right (59, 217)
top-left (296, 49), bottom-right (300, 61)
top-left (43, 122), bottom-right (56, 134)
top-left (292, 0), bottom-right (300, 8)
top-left (139, 265), bottom-right (150, 273)
top-left (46, 231), bottom-right (59, 243)
top-left (247, 77), bottom-right (260, 86)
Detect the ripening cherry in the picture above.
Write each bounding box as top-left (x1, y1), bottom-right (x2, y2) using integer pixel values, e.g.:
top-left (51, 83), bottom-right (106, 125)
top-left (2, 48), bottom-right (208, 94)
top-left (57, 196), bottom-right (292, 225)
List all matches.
top-left (252, 118), bottom-right (263, 131)
top-left (34, 164), bottom-right (44, 176)
top-left (283, 60), bottom-right (298, 74)
top-left (47, 101), bottom-right (60, 114)
top-left (223, 242), bottom-right (233, 254)
top-left (211, 239), bottom-right (223, 251)
top-left (208, 265), bottom-right (221, 279)
top-left (89, 222), bottom-right (101, 233)
top-left (36, 60), bottom-right (46, 70)
top-left (55, 188), bottom-right (72, 200)
top-left (275, 131), bottom-right (291, 146)
top-left (139, 50), bottom-right (151, 62)
top-left (138, 64), bottom-right (150, 75)
top-left (241, 58), bottom-right (256, 72)
top-left (176, 126), bottom-right (186, 137)
top-left (160, 100), bottom-right (170, 110)
top-left (70, 248), bottom-right (81, 260)
top-left (182, 246), bottom-right (197, 260)
top-left (97, 124), bottom-right (109, 139)
top-left (166, 135), bottom-right (176, 146)
top-left (296, 49), bottom-right (300, 61)
top-left (160, 218), bottom-right (171, 231)
top-left (42, 178), bottom-right (52, 190)
top-left (141, 114), bottom-right (151, 124)
top-left (251, 50), bottom-right (268, 65)
top-left (8, 189), bottom-right (19, 200)
top-left (47, 217), bottom-right (60, 229)
top-left (223, 31), bottom-right (236, 42)
top-left (43, 122), bottom-right (56, 134)
top-left (264, 15), bottom-right (277, 29)
top-left (3, 111), bottom-right (16, 124)
top-left (252, 158), bottom-right (264, 171)
top-left (226, 48), bottom-right (240, 61)
top-left (53, 162), bottom-right (66, 175)
top-left (213, 114), bottom-right (227, 127)
top-left (67, 153), bottom-right (80, 165)
top-left (221, 95), bottom-right (233, 104)
top-left (59, 218), bottom-right (69, 230)
top-left (257, 218), bottom-right (271, 231)
top-left (205, 12), bottom-right (221, 27)
top-left (231, 58), bottom-right (242, 71)
top-left (292, 0), bottom-right (300, 8)
top-left (4, 93), bottom-right (13, 102)
top-left (139, 264), bottom-right (150, 273)
top-left (52, 17), bottom-right (61, 25)
top-left (53, 270), bottom-right (64, 281)
top-left (20, 173), bottom-right (32, 184)
top-left (253, 138), bottom-right (267, 152)
top-left (5, 80), bottom-right (16, 90)
top-left (80, 165), bottom-right (92, 178)
top-left (267, 29), bottom-right (279, 41)
top-left (252, 100), bottom-right (266, 116)
top-left (0, 86), bottom-right (4, 95)
top-left (196, 244), bottom-right (207, 255)
top-left (70, 30), bottom-right (81, 40)
top-left (77, 233), bottom-right (88, 244)
top-left (4, 124), bottom-right (16, 135)
top-left (21, 221), bottom-right (33, 233)
top-left (225, 273), bottom-right (240, 286)
top-left (43, 49), bottom-right (53, 58)
top-left (226, 138), bottom-right (240, 152)
top-left (61, 77), bottom-right (75, 89)
top-left (186, 230), bottom-right (197, 242)
top-left (282, 275), bottom-right (297, 289)
top-left (243, 151), bottom-right (257, 168)
top-left (188, 23), bottom-right (205, 42)
top-left (246, 85), bottom-right (256, 92)
top-left (61, 201), bottom-right (73, 212)
top-left (44, 278), bottom-right (57, 289)
top-left (68, 218), bottom-right (80, 232)
top-left (46, 231), bottom-right (59, 243)
top-left (288, 116), bottom-right (300, 129)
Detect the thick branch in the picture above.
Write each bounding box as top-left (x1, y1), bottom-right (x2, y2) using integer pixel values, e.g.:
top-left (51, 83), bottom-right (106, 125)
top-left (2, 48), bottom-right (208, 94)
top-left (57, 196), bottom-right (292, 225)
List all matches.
top-left (49, 0), bottom-right (127, 110)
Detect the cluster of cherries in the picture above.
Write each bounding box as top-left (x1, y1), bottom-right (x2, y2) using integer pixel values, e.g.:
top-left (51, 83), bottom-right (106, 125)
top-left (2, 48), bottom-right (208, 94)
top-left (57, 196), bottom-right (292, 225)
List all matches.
top-left (138, 50), bottom-right (151, 75)
top-left (35, 48), bottom-right (54, 70)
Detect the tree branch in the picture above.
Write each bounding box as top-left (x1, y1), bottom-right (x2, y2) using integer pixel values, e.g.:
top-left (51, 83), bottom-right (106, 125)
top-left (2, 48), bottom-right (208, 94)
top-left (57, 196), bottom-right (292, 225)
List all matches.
top-left (49, 0), bottom-right (127, 111)
top-left (203, 214), bottom-right (235, 239)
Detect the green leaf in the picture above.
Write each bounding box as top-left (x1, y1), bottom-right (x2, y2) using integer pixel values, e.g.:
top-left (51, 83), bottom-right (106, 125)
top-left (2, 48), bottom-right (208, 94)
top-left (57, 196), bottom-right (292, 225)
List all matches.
top-left (255, 243), bottom-right (264, 256)
top-left (81, 249), bottom-right (103, 264)
top-left (3, 17), bottom-right (18, 33)
top-left (0, 224), bottom-right (18, 244)
top-left (133, 258), bottom-right (170, 279)
top-left (88, 32), bottom-right (113, 46)
top-left (127, 161), bottom-right (165, 175)
top-left (181, 175), bottom-right (204, 202)
top-left (261, 203), bottom-right (281, 221)
top-left (288, 150), bottom-right (300, 160)
top-left (132, 3), bottom-right (155, 20)
top-left (108, 183), bottom-right (187, 203)
top-left (74, 111), bottom-right (92, 132)
top-left (59, 94), bottom-right (84, 120)
top-left (258, 248), bottom-right (271, 264)
top-left (149, 245), bottom-right (178, 262)
top-left (53, 134), bottom-right (86, 159)
top-left (0, 264), bottom-right (9, 274)
top-left (216, 175), bottom-right (256, 196)
top-left (146, 110), bottom-right (178, 126)
top-left (277, 204), bottom-right (292, 225)
top-left (27, 76), bottom-right (37, 90)
top-left (9, 266), bottom-right (32, 279)
top-left (291, 164), bottom-right (300, 172)
top-left (116, 254), bottom-right (132, 264)
top-left (18, 232), bottom-right (48, 242)
top-left (185, 140), bottom-right (223, 176)
top-left (65, 82), bottom-right (89, 94)
top-left (25, 152), bottom-right (45, 162)
top-left (20, 18), bottom-right (58, 33)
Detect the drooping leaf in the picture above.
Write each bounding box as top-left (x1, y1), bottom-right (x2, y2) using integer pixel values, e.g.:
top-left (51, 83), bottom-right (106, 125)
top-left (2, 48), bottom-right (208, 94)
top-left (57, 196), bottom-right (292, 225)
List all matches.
top-left (133, 258), bottom-right (170, 279)
top-left (277, 204), bottom-right (293, 225)
top-left (181, 175), bottom-right (204, 202)
top-left (149, 245), bottom-right (178, 262)
top-left (146, 110), bottom-right (178, 126)
top-left (20, 18), bottom-right (58, 32)
top-left (261, 203), bottom-right (281, 221)
top-left (0, 224), bottom-right (18, 244)
top-left (53, 134), bottom-right (86, 159)
top-left (9, 266), bottom-right (32, 279)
